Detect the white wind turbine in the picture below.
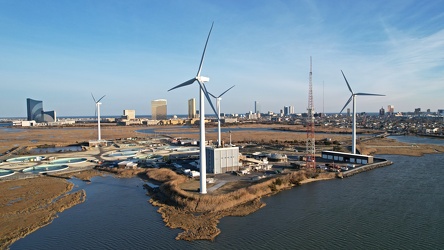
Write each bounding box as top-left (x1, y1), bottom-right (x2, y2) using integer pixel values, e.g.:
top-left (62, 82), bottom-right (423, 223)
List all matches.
top-left (340, 70), bottom-right (384, 154)
top-left (209, 85), bottom-right (235, 147)
top-left (168, 22), bottom-right (218, 195)
top-left (91, 93), bottom-right (106, 141)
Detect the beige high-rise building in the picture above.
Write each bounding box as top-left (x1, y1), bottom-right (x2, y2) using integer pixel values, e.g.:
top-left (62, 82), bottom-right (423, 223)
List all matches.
top-left (151, 99), bottom-right (167, 120)
top-left (123, 109), bottom-right (136, 120)
top-left (387, 105), bottom-right (395, 115)
top-left (188, 98), bottom-right (196, 119)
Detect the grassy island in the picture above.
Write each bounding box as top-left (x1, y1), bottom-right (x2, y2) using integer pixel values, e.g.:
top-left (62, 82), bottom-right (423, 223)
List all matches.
top-left (145, 168), bottom-right (336, 241)
top-left (0, 177), bottom-right (86, 248)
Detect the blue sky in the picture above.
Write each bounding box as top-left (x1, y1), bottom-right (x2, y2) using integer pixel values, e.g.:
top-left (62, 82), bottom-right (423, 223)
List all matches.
top-left (1, 0), bottom-right (443, 117)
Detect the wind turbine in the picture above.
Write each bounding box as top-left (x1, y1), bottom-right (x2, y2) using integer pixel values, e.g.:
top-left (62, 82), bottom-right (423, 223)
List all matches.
top-left (91, 93), bottom-right (106, 141)
top-left (168, 22), bottom-right (218, 195)
top-left (209, 85), bottom-right (235, 147)
top-left (339, 70), bottom-right (384, 154)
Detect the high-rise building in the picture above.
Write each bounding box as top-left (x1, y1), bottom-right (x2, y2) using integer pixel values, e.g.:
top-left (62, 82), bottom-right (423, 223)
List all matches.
top-left (27, 98), bottom-right (43, 121)
top-left (283, 105), bottom-right (294, 116)
top-left (387, 105), bottom-right (394, 115)
top-left (123, 110), bottom-right (136, 120)
top-left (27, 98), bottom-right (56, 123)
top-left (379, 107), bottom-right (385, 116)
top-left (284, 106), bottom-right (290, 116)
top-left (254, 101), bottom-right (261, 114)
top-left (151, 99), bottom-right (167, 120)
top-left (188, 98), bottom-right (196, 119)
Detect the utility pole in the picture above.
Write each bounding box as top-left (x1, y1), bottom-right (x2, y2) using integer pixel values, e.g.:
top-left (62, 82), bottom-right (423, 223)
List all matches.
top-left (306, 57), bottom-right (316, 168)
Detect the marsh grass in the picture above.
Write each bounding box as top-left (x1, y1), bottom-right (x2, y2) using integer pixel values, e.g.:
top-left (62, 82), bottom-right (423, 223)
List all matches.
top-left (146, 168), bottom-right (331, 213)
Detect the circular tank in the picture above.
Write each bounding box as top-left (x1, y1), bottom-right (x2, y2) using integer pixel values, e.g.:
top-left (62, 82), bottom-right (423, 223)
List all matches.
top-left (49, 158), bottom-right (87, 164)
top-left (0, 169), bottom-right (15, 178)
top-left (6, 156), bottom-right (46, 163)
top-left (22, 164), bottom-right (69, 174)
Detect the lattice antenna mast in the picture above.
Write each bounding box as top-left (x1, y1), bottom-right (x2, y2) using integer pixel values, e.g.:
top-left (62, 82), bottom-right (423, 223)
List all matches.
top-left (306, 57), bottom-right (316, 168)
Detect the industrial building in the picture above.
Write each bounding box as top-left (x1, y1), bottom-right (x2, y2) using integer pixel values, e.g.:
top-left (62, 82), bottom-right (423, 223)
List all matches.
top-left (151, 99), bottom-right (167, 120)
top-left (205, 146), bottom-right (241, 174)
top-left (26, 98), bottom-right (56, 123)
top-left (321, 151), bottom-right (374, 164)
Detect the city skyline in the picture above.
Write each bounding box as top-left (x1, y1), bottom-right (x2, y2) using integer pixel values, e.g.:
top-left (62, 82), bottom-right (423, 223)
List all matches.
top-left (1, 97), bottom-right (440, 119)
top-left (1, 1), bottom-right (443, 117)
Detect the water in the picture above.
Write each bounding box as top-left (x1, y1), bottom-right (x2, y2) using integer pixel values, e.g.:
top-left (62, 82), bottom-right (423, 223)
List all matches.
top-left (29, 146), bottom-right (83, 154)
top-left (22, 164), bottom-right (69, 174)
top-left (215, 153), bottom-right (444, 249)
top-left (11, 137), bottom-right (444, 249)
top-left (49, 158), bottom-right (87, 164)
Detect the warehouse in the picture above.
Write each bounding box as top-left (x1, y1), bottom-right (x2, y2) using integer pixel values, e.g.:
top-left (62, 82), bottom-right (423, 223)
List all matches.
top-left (321, 151), bottom-right (374, 164)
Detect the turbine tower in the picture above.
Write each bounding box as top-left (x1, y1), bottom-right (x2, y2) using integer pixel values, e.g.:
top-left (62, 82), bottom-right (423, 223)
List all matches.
top-left (306, 57), bottom-right (316, 168)
top-left (91, 93), bottom-right (106, 141)
top-left (168, 22), bottom-right (218, 194)
top-left (209, 85), bottom-right (235, 147)
top-left (340, 70), bottom-right (384, 154)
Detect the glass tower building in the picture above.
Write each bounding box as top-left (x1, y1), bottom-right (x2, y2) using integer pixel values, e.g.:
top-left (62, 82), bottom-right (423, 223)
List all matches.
top-left (151, 99), bottom-right (167, 120)
top-left (27, 98), bottom-right (56, 122)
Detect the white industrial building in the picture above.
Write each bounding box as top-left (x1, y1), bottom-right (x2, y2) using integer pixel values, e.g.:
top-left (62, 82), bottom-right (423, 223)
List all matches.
top-left (206, 146), bottom-right (241, 174)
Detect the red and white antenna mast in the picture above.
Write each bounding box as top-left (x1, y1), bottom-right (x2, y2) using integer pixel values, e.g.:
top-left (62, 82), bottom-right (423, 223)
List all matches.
top-left (306, 56), bottom-right (316, 168)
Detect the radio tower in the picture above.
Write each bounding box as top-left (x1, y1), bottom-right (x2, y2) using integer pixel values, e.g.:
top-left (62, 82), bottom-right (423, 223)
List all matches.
top-left (306, 57), bottom-right (316, 168)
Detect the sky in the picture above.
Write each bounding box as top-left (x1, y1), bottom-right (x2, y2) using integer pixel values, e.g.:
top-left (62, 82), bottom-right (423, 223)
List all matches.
top-left (1, 0), bottom-right (443, 118)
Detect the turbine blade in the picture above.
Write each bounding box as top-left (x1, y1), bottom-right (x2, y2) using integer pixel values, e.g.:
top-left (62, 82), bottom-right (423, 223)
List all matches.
top-left (208, 92), bottom-right (217, 98)
top-left (196, 22), bottom-right (214, 77)
top-left (168, 78), bottom-right (196, 91)
top-left (355, 93), bottom-right (385, 96)
top-left (219, 85), bottom-right (235, 98)
top-left (198, 80), bottom-right (219, 119)
top-left (341, 70), bottom-right (353, 94)
top-left (97, 95), bottom-right (106, 102)
top-left (91, 93), bottom-right (97, 103)
top-left (340, 95), bottom-right (353, 114)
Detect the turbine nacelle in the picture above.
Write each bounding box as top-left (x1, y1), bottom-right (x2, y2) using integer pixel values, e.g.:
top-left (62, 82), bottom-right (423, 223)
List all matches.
top-left (339, 71), bottom-right (385, 114)
top-left (197, 76), bottom-right (209, 83)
